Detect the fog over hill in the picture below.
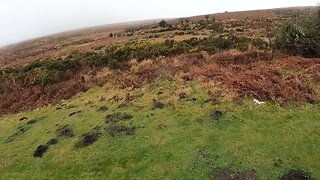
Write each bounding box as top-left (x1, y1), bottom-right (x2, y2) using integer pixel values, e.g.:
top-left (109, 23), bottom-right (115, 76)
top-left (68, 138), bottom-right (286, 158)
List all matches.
top-left (0, 0), bottom-right (316, 47)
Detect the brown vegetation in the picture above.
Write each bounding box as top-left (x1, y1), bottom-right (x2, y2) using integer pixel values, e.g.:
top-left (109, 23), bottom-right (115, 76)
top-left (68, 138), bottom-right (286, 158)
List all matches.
top-left (0, 7), bottom-right (319, 115)
top-left (117, 51), bottom-right (319, 104)
top-left (0, 50), bottom-right (319, 115)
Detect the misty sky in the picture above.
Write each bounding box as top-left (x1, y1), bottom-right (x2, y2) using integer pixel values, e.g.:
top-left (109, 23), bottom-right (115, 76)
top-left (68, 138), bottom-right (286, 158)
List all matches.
top-left (0, 0), bottom-right (317, 47)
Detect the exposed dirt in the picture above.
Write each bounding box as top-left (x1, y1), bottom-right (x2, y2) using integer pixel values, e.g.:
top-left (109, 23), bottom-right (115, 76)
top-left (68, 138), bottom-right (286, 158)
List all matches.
top-left (281, 169), bottom-right (315, 180)
top-left (56, 125), bottom-right (74, 138)
top-left (97, 106), bottom-right (108, 112)
top-left (210, 111), bottom-right (224, 121)
top-left (4, 126), bottom-right (30, 143)
top-left (46, 139), bottom-right (58, 145)
top-left (105, 113), bottom-right (133, 123)
top-left (19, 117), bottom-right (28, 121)
top-left (212, 168), bottom-right (258, 180)
top-left (75, 131), bottom-right (100, 148)
top-left (33, 138), bottom-right (58, 158)
top-left (106, 125), bottom-right (135, 137)
top-left (179, 91), bottom-right (188, 99)
top-left (69, 110), bottom-right (82, 117)
top-left (33, 145), bottom-right (49, 158)
top-left (212, 168), bottom-right (234, 179)
top-left (118, 103), bottom-right (128, 108)
top-left (153, 101), bottom-right (165, 109)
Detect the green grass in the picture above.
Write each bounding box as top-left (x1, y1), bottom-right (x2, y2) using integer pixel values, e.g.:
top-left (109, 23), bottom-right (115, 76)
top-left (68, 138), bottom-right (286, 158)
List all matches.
top-left (0, 81), bottom-right (319, 179)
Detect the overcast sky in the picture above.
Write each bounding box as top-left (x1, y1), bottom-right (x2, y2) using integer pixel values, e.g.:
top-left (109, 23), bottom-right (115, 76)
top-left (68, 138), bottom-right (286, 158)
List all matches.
top-left (0, 0), bottom-right (317, 47)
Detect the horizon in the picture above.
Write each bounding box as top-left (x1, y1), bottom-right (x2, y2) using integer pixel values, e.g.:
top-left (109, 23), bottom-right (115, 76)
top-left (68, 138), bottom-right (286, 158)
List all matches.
top-left (0, 0), bottom-right (317, 47)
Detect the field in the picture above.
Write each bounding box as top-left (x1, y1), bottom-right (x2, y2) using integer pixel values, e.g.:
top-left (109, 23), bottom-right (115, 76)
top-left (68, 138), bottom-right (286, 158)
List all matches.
top-left (0, 6), bottom-right (319, 179)
top-left (1, 81), bottom-right (320, 179)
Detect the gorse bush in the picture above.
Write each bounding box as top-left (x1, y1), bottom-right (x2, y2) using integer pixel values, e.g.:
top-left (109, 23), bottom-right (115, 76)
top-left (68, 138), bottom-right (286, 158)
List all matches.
top-left (274, 7), bottom-right (320, 57)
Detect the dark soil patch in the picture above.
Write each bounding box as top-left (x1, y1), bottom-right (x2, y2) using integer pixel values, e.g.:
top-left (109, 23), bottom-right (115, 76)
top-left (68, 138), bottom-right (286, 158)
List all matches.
top-left (32, 138), bottom-right (58, 158)
top-left (118, 103), bottom-right (128, 108)
top-left (75, 131), bottom-right (100, 148)
top-left (106, 125), bottom-right (135, 137)
top-left (69, 110), bottom-right (82, 117)
top-left (33, 145), bottom-right (49, 158)
top-left (187, 97), bottom-right (198, 102)
top-left (281, 169), bottom-right (315, 180)
top-left (4, 126), bottom-right (30, 143)
top-left (181, 73), bottom-right (193, 81)
top-left (212, 168), bottom-right (257, 180)
top-left (179, 92), bottom-right (188, 99)
top-left (17, 126), bottom-right (28, 133)
top-left (234, 169), bottom-right (257, 180)
top-left (210, 111), bottom-right (224, 121)
top-left (97, 106), bottom-right (108, 112)
top-left (46, 138), bottom-right (58, 145)
top-left (212, 168), bottom-right (234, 180)
top-left (19, 117), bottom-right (28, 121)
top-left (66, 104), bottom-right (77, 109)
top-left (105, 113), bottom-right (133, 123)
top-left (26, 119), bottom-right (37, 125)
top-left (99, 97), bottom-right (106, 102)
top-left (125, 93), bottom-right (134, 102)
top-left (153, 101), bottom-right (165, 109)
top-left (56, 125), bottom-right (74, 138)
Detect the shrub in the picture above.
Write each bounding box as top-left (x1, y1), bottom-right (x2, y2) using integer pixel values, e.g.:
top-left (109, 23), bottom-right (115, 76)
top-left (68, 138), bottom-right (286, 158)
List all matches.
top-left (159, 20), bottom-right (167, 28)
top-left (205, 15), bottom-right (210, 21)
top-left (208, 22), bottom-right (223, 32)
top-left (34, 72), bottom-right (54, 86)
top-left (174, 31), bottom-right (185, 36)
top-left (236, 43), bottom-right (249, 52)
top-left (83, 52), bottom-right (106, 66)
top-left (274, 7), bottom-right (320, 57)
top-left (211, 36), bottom-right (233, 49)
top-left (252, 38), bottom-right (269, 50)
top-left (125, 28), bottom-right (135, 33)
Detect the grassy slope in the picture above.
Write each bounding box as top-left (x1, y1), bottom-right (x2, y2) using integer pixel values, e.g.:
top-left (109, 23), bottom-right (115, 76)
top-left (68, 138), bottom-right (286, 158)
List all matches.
top-left (0, 80), bottom-right (319, 179)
